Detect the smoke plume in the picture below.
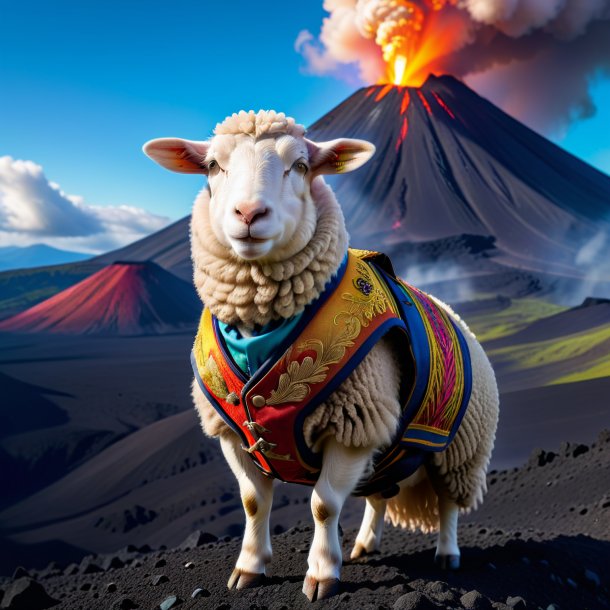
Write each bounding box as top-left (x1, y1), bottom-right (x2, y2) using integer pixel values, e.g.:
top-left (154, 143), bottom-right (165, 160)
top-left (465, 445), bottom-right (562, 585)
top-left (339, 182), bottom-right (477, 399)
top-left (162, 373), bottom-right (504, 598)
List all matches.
top-left (297, 0), bottom-right (610, 134)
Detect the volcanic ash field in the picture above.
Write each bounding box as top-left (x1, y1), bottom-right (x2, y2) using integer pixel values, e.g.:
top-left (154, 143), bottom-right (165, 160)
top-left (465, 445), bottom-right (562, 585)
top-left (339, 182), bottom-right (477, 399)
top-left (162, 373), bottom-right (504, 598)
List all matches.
top-left (1, 430), bottom-right (608, 610)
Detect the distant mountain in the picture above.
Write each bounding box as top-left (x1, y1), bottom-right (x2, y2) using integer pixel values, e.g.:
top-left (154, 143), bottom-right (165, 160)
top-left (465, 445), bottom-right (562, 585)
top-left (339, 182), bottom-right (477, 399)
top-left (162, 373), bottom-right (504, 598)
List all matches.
top-left (0, 261), bottom-right (200, 335)
top-left (2, 74), bottom-right (610, 321)
top-left (0, 261), bottom-right (102, 321)
top-left (92, 217), bottom-right (192, 281)
top-left (0, 244), bottom-right (91, 272)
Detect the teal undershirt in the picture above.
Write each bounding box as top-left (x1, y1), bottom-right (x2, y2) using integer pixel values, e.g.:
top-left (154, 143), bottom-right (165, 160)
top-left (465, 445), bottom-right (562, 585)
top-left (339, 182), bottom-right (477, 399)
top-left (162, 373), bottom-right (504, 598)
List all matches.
top-left (218, 313), bottom-right (303, 375)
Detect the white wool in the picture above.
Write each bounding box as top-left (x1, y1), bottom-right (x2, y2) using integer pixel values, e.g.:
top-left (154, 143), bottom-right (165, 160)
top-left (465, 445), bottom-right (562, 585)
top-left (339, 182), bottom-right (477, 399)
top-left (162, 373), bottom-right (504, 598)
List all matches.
top-left (190, 177), bottom-right (348, 328)
top-left (214, 110), bottom-right (306, 139)
top-left (303, 333), bottom-right (403, 452)
top-left (185, 111), bottom-right (498, 557)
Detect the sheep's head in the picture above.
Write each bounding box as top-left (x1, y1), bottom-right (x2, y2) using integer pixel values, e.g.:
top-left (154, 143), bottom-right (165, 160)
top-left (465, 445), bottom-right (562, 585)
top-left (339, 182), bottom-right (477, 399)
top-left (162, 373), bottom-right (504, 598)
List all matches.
top-left (143, 110), bottom-right (375, 262)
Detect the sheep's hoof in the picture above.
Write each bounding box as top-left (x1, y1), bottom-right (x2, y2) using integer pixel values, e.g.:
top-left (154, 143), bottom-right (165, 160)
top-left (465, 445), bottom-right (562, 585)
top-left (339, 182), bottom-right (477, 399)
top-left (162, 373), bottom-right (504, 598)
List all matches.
top-left (435, 553), bottom-right (460, 570)
top-left (350, 542), bottom-right (378, 560)
top-left (302, 576), bottom-right (340, 601)
top-left (228, 568), bottom-right (265, 590)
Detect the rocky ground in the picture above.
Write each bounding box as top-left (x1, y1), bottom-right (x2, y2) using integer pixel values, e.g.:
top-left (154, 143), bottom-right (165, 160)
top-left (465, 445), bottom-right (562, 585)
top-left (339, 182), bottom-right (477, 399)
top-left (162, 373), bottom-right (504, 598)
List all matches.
top-left (1, 430), bottom-right (609, 610)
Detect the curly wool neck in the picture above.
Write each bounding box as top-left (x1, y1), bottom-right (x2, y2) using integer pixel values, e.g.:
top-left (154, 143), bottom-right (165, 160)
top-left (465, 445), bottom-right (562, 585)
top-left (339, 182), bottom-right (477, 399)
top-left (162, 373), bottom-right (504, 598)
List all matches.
top-left (191, 186), bottom-right (348, 329)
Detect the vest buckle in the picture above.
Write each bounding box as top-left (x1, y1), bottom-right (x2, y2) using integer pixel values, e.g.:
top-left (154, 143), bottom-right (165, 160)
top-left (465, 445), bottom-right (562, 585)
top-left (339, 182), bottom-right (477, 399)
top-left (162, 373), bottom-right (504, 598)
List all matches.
top-left (243, 420), bottom-right (270, 435)
top-left (241, 429), bottom-right (294, 462)
top-left (243, 437), bottom-right (276, 455)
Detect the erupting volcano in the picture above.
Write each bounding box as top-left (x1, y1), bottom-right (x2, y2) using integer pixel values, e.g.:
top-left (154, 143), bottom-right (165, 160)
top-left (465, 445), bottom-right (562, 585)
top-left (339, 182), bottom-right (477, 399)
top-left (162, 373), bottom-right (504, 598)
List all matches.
top-left (357, 0), bottom-right (462, 87)
top-left (3, 76), bottom-right (609, 322)
top-left (72, 75), bottom-right (610, 292)
top-left (0, 261), bottom-right (200, 335)
top-left (307, 74), bottom-right (610, 278)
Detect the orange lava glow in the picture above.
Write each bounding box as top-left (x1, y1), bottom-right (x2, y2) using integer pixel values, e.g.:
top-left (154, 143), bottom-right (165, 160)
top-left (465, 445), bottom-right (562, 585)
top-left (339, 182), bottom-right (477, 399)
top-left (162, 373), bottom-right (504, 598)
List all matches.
top-left (400, 90), bottom-right (411, 114)
top-left (375, 83), bottom-right (394, 102)
top-left (393, 54), bottom-right (408, 86)
top-left (431, 91), bottom-right (455, 118)
top-left (417, 90), bottom-right (433, 116)
top-left (378, 0), bottom-right (462, 87)
top-left (395, 117), bottom-right (409, 151)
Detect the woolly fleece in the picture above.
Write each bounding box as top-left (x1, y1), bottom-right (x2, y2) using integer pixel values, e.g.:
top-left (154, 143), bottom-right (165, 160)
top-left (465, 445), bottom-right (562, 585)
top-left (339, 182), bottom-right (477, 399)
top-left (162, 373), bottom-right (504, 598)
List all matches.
top-left (214, 110), bottom-right (305, 139)
top-left (190, 177), bottom-right (348, 328)
top-left (189, 112), bottom-right (499, 528)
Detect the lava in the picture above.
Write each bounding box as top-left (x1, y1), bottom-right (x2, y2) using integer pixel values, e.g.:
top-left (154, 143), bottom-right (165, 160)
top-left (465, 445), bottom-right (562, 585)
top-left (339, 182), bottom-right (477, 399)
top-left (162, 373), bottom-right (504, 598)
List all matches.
top-left (395, 117), bottom-right (409, 151)
top-left (368, 0), bottom-right (462, 87)
top-left (431, 91), bottom-right (455, 119)
top-left (375, 83), bottom-right (394, 102)
top-left (400, 90), bottom-right (411, 114)
top-left (417, 90), bottom-right (433, 116)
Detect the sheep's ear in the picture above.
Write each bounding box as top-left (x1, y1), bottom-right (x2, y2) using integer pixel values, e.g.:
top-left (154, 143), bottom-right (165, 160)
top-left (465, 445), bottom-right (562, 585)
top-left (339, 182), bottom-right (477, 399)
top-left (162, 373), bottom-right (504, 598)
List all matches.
top-left (143, 138), bottom-right (210, 174)
top-left (306, 138), bottom-right (375, 176)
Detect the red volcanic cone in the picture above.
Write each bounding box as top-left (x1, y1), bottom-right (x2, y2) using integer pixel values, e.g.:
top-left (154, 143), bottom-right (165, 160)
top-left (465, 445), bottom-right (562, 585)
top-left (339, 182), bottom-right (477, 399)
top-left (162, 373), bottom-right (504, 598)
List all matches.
top-left (0, 261), bottom-right (200, 336)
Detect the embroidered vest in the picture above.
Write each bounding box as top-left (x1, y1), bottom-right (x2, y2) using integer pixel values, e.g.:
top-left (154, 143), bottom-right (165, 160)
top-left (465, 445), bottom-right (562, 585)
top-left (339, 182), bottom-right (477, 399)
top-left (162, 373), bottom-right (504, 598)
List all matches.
top-left (191, 249), bottom-right (472, 496)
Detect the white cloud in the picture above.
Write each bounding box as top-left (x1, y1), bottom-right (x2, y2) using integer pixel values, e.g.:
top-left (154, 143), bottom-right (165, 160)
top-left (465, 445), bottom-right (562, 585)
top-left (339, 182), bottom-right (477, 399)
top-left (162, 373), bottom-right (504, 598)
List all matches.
top-left (297, 0), bottom-right (610, 135)
top-left (0, 156), bottom-right (170, 254)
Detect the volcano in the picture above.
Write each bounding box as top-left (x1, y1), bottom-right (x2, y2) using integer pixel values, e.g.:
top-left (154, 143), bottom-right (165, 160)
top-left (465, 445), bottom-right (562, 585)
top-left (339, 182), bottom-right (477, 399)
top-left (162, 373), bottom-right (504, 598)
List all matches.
top-left (94, 75), bottom-right (610, 279)
top-left (0, 261), bottom-right (200, 335)
top-left (307, 75), bottom-right (610, 276)
top-left (2, 75), bottom-right (609, 320)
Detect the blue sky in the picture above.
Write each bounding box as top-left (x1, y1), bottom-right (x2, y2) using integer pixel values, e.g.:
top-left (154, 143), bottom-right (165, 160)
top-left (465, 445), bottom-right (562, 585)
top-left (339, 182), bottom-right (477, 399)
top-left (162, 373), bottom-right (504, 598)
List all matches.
top-left (1, 1), bottom-right (609, 253)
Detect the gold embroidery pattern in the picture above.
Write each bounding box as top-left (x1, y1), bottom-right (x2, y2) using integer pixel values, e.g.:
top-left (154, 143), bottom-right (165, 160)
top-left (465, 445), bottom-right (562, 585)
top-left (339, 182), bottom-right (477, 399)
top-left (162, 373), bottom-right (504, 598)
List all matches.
top-left (265, 260), bottom-right (390, 406)
top-left (201, 354), bottom-right (229, 399)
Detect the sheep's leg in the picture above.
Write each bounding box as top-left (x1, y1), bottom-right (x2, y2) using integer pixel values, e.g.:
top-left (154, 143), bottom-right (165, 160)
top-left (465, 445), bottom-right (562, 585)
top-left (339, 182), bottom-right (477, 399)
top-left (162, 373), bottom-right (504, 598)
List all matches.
top-left (303, 440), bottom-right (372, 602)
top-left (434, 493), bottom-right (460, 570)
top-left (350, 494), bottom-right (386, 559)
top-left (220, 433), bottom-right (274, 589)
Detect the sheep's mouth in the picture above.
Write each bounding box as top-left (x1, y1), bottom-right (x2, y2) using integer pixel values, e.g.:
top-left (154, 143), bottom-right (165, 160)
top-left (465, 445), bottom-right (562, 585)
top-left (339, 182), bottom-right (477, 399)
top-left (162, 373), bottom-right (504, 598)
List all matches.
top-left (230, 234), bottom-right (275, 260)
top-left (236, 236), bottom-right (268, 244)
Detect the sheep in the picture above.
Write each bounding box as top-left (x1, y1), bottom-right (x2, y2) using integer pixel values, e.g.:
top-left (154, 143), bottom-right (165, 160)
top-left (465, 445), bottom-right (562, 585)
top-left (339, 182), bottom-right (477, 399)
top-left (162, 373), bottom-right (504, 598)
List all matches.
top-left (143, 109), bottom-right (500, 602)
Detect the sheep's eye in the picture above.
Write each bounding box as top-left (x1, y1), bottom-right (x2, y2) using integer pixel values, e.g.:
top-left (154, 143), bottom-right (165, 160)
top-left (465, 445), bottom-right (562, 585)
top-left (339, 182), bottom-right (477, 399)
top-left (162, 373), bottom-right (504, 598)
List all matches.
top-left (293, 160), bottom-right (308, 174)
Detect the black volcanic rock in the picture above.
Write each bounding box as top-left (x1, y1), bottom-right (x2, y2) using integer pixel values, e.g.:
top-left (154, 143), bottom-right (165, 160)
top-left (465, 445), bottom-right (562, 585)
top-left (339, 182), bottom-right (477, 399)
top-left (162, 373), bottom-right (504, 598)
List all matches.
top-left (79, 558), bottom-right (103, 575)
top-left (579, 296), bottom-right (610, 308)
top-left (179, 530), bottom-right (217, 550)
top-left (9, 433), bottom-right (609, 610)
top-left (0, 578), bottom-right (58, 609)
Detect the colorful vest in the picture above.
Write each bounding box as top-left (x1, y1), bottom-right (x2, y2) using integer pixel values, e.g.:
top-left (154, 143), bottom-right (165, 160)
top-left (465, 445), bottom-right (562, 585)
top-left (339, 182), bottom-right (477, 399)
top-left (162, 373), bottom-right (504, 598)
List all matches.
top-left (191, 249), bottom-right (472, 496)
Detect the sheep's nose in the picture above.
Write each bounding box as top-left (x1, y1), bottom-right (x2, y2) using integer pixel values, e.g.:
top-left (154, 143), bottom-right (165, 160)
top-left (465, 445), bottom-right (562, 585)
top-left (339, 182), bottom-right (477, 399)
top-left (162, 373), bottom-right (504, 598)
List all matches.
top-left (234, 200), bottom-right (269, 225)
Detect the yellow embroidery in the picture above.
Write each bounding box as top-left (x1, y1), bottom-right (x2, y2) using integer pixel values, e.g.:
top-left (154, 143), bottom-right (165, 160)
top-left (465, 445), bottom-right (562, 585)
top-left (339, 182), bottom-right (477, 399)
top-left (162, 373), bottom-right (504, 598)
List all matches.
top-left (265, 259), bottom-right (391, 406)
top-left (201, 354), bottom-right (229, 399)
top-left (345, 260), bottom-right (391, 323)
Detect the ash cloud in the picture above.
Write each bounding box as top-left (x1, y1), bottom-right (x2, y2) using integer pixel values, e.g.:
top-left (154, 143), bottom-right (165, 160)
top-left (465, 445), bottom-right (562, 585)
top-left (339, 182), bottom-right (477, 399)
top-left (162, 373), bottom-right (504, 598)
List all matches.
top-left (297, 0), bottom-right (610, 135)
top-left (0, 156), bottom-right (170, 254)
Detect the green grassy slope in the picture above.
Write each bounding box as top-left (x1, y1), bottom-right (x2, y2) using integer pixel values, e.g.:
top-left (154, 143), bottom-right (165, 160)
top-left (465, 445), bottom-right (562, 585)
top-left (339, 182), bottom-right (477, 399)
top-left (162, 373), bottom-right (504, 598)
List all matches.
top-left (465, 297), bottom-right (610, 389)
top-left (0, 263), bottom-right (101, 320)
